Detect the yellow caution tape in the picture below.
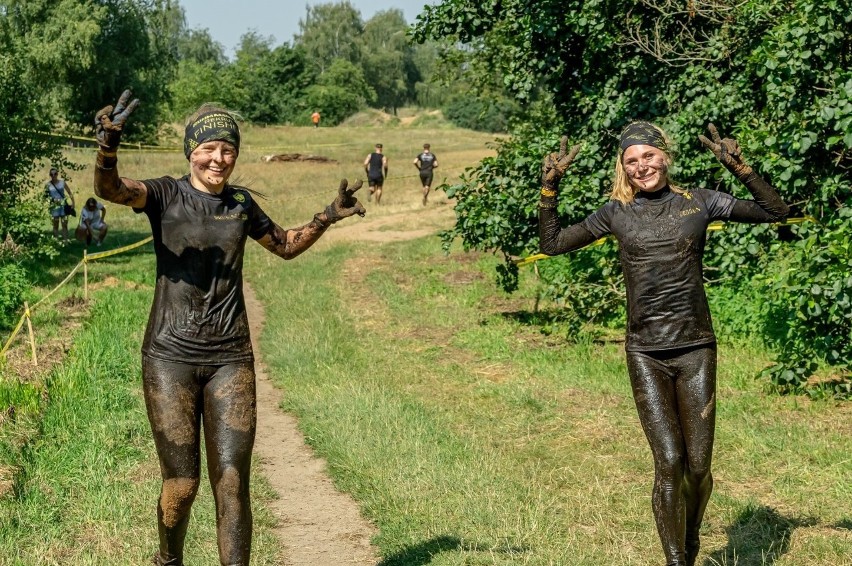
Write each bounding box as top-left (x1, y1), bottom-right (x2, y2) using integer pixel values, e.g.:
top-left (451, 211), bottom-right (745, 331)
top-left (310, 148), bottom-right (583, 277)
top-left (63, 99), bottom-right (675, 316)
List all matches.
top-left (1, 236), bottom-right (154, 359)
top-left (85, 236), bottom-right (153, 261)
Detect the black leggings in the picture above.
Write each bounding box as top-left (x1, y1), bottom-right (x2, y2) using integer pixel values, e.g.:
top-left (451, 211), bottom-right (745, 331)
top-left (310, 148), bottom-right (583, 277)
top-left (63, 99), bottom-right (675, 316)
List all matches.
top-left (142, 356), bottom-right (257, 566)
top-left (626, 345), bottom-right (716, 566)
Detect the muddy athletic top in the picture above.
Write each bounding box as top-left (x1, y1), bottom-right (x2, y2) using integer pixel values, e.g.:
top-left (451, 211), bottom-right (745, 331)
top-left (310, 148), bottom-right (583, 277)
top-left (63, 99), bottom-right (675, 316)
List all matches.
top-left (416, 152), bottom-right (437, 173)
top-left (136, 175), bottom-right (272, 364)
top-left (367, 152), bottom-right (384, 178)
top-left (540, 182), bottom-right (787, 352)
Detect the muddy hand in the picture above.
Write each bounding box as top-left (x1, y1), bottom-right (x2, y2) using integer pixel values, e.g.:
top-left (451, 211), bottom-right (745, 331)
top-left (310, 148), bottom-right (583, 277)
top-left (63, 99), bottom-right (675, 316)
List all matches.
top-left (325, 179), bottom-right (366, 223)
top-left (698, 123), bottom-right (750, 176)
top-left (541, 135), bottom-right (581, 192)
top-left (95, 90), bottom-right (140, 151)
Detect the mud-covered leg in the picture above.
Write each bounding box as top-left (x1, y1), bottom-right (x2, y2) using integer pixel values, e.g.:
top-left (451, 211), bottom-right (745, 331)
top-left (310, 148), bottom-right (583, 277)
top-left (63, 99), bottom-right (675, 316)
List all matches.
top-left (675, 347), bottom-right (717, 566)
top-left (203, 363), bottom-right (257, 566)
top-left (628, 351), bottom-right (687, 566)
top-left (143, 357), bottom-right (204, 566)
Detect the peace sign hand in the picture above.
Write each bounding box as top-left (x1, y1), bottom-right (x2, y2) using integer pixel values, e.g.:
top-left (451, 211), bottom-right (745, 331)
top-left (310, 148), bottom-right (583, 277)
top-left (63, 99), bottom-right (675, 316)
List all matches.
top-left (95, 90), bottom-right (140, 152)
top-left (325, 179), bottom-right (366, 223)
top-left (698, 123), bottom-right (751, 177)
top-left (542, 135), bottom-right (582, 192)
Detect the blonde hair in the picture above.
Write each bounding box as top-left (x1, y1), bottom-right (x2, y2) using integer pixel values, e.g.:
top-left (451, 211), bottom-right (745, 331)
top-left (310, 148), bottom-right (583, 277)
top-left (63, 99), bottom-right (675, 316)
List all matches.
top-left (609, 125), bottom-right (684, 204)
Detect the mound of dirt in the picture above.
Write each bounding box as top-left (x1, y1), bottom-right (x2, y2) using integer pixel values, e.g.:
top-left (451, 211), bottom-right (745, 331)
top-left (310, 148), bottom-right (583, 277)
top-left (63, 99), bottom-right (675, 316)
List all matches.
top-left (261, 153), bottom-right (337, 164)
top-left (340, 109), bottom-right (401, 127)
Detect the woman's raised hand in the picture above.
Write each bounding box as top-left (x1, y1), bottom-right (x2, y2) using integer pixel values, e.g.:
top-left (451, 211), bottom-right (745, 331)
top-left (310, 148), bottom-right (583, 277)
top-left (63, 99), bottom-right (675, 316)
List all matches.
top-left (324, 179), bottom-right (366, 223)
top-left (698, 123), bottom-right (751, 177)
top-left (95, 90), bottom-right (140, 152)
top-left (541, 136), bottom-right (581, 193)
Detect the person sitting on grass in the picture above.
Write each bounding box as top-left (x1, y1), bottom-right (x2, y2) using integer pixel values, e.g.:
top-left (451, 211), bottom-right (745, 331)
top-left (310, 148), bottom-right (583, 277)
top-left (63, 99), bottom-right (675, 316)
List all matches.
top-left (92, 90), bottom-right (366, 566)
top-left (75, 197), bottom-right (108, 247)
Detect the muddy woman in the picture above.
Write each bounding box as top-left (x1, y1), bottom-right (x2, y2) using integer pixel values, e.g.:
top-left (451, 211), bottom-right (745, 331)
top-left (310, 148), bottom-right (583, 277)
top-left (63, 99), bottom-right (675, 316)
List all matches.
top-left (538, 121), bottom-right (789, 566)
top-left (92, 90), bottom-right (365, 566)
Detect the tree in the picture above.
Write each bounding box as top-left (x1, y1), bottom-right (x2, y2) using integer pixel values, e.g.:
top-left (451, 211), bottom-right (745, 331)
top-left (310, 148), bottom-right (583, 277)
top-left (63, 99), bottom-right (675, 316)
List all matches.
top-left (0, 0), bottom-right (181, 139)
top-left (222, 32), bottom-right (314, 124)
top-left (305, 58), bottom-right (375, 125)
top-left (0, 48), bottom-right (66, 326)
top-left (414, 0), bottom-right (852, 395)
top-left (359, 9), bottom-right (414, 114)
top-left (295, 1), bottom-right (364, 75)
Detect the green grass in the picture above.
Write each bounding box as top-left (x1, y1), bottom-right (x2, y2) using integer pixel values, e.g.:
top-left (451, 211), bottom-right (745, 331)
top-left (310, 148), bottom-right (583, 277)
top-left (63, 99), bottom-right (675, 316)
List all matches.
top-left (2, 121), bottom-right (849, 565)
top-left (0, 257), bottom-right (280, 565)
top-left (247, 234), bottom-right (851, 566)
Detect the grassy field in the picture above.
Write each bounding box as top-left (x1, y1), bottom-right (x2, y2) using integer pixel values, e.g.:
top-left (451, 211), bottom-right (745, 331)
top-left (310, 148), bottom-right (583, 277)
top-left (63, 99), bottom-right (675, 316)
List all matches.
top-left (1, 121), bottom-right (850, 565)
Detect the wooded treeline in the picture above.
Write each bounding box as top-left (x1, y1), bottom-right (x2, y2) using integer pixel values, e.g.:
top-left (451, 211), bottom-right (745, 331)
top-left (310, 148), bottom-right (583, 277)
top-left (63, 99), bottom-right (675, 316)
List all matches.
top-left (1, 0), bottom-right (444, 133)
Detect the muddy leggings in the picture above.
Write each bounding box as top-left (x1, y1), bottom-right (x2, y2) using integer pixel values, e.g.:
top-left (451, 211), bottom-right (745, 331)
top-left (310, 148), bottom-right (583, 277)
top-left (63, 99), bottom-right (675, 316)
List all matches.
top-left (142, 356), bottom-right (257, 566)
top-left (626, 345), bottom-right (716, 566)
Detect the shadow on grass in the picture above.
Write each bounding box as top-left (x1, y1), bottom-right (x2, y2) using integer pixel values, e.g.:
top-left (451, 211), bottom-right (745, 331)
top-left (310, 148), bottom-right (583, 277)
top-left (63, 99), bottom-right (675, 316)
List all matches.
top-left (23, 229), bottom-right (154, 287)
top-left (377, 535), bottom-right (527, 566)
top-left (707, 505), bottom-right (817, 566)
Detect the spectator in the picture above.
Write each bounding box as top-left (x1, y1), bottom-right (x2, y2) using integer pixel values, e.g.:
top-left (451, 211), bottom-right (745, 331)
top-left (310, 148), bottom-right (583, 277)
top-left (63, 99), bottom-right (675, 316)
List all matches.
top-left (75, 197), bottom-right (108, 247)
top-left (46, 167), bottom-right (76, 241)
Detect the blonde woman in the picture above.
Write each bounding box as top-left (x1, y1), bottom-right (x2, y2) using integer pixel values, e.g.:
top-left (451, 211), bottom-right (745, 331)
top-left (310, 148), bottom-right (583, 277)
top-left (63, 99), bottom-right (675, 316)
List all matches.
top-left (92, 91), bottom-right (365, 566)
top-left (538, 121), bottom-right (789, 566)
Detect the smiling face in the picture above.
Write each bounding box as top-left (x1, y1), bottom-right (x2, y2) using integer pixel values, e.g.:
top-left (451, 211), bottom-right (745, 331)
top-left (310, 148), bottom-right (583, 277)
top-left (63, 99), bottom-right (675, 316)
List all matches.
top-left (622, 144), bottom-right (669, 192)
top-left (189, 140), bottom-right (238, 193)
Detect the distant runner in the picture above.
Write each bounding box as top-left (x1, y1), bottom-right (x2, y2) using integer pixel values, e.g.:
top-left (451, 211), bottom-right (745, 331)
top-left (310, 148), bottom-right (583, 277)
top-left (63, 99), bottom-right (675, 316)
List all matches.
top-left (413, 143), bottom-right (438, 206)
top-left (311, 110), bottom-right (321, 128)
top-left (363, 143), bottom-right (388, 204)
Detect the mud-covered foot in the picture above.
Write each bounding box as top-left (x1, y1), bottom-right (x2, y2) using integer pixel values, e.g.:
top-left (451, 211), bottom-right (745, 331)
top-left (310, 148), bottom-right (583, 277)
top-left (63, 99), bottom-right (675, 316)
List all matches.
top-left (152, 552), bottom-right (183, 566)
top-left (685, 536), bottom-right (700, 566)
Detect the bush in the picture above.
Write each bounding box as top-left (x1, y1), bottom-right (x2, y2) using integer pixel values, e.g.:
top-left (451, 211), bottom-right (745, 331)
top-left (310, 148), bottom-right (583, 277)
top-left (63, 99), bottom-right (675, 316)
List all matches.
top-left (443, 94), bottom-right (515, 133)
top-left (0, 263), bottom-right (30, 329)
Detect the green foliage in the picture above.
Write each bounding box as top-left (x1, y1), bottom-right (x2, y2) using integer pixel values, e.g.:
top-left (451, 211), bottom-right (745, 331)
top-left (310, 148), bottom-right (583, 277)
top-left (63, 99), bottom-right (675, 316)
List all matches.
top-left (443, 93), bottom-right (517, 132)
top-left (761, 208), bottom-right (852, 397)
top-left (0, 25), bottom-right (67, 326)
top-left (296, 1), bottom-right (364, 74)
top-left (416, 0), bottom-right (852, 394)
top-left (359, 9), bottom-right (419, 114)
top-left (0, 0), bottom-right (181, 140)
top-left (0, 264), bottom-right (30, 329)
top-left (220, 34), bottom-right (316, 124)
top-left (304, 58), bottom-right (375, 125)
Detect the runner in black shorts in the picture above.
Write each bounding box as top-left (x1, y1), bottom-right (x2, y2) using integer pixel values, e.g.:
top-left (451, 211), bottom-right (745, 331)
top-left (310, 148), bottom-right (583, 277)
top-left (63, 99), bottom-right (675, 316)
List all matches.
top-left (364, 143), bottom-right (388, 204)
top-left (92, 91), bottom-right (365, 566)
top-left (538, 122), bottom-right (789, 566)
top-left (413, 143), bottom-right (438, 206)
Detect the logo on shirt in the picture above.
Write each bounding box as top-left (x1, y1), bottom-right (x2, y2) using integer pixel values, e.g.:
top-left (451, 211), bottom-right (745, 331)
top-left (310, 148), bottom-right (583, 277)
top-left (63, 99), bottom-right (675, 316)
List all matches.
top-left (233, 193), bottom-right (246, 203)
top-left (680, 207), bottom-right (702, 217)
top-left (214, 213), bottom-right (248, 221)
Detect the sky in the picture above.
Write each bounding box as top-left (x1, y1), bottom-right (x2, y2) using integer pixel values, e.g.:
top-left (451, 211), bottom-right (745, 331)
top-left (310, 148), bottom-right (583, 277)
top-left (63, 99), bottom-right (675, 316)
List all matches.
top-left (179, 0), bottom-right (436, 58)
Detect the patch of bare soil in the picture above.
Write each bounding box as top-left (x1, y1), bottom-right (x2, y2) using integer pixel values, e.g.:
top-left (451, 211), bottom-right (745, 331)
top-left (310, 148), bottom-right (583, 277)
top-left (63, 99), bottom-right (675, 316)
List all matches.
top-left (323, 201), bottom-right (456, 244)
top-left (243, 202), bottom-right (465, 564)
top-left (244, 284), bottom-right (379, 565)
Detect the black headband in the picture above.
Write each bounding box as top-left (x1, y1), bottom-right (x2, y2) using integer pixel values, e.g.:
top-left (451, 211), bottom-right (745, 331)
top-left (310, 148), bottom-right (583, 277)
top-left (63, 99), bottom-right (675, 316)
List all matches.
top-left (619, 121), bottom-right (667, 152)
top-left (184, 111), bottom-right (241, 159)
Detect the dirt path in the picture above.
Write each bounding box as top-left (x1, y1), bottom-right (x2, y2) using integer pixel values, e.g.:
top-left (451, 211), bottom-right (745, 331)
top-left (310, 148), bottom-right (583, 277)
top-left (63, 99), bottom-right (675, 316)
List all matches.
top-left (245, 201), bottom-right (457, 565)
